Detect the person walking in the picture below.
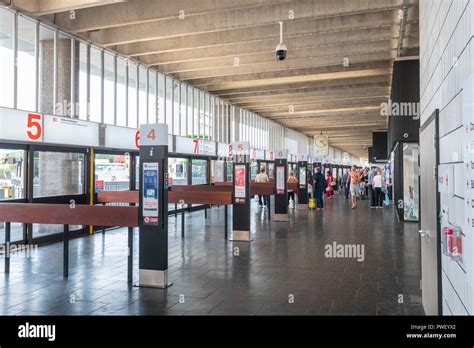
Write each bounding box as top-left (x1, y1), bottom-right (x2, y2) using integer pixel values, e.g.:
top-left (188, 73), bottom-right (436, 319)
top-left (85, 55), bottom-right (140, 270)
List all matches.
top-left (342, 169), bottom-right (350, 199)
top-left (368, 167), bottom-right (376, 208)
top-left (372, 167), bottom-right (385, 208)
top-left (287, 171), bottom-right (298, 207)
top-left (326, 171), bottom-right (334, 199)
top-left (255, 167), bottom-right (269, 208)
top-left (346, 165), bottom-right (361, 209)
top-left (313, 167), bottom-right (326, 210)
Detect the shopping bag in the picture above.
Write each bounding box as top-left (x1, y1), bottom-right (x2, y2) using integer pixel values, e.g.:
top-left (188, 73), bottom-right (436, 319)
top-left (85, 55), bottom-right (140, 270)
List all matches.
top-left (309, 198), bottom-right (315, 209)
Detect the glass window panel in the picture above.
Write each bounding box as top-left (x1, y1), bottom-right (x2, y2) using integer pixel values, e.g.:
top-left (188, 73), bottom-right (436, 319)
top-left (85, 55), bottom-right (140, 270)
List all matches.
top-left (103, 52), bottom-right (115, 124)
top-left (169, 158), bottom-right (188, 185)
top-left (157, 73), bottom-right (165, 124)
top-left (199, 92), bottom-right (205, 138)
top-left (32, 151), bottom-right (85, 238)
top-left (95, 153), bottom-right (130, 191)
top-left (76, 41), bottom-right (88, 120)
top-left (165, 76), bottom-right (173, 131)
top-left (180, 84), bottom-right (187, 136)
top-left (116, 57), bottom-right (126, 126)
top-left (0, 9), bottom-right (14, 108)
top-left (148, 70), bottom-right (156, 124)
top-left (211, 160), bottom-right (225, 183)
top-left (89, 46), bottom-right (102, 121)
top-left (55, 33), bottom-right (72, 116)
top-left (226, 161), bottom-right (233, 182)
top-left (187, 86), bottom-right (193, 137)
top-left (17, 16), bottom-right (36, 111)
top-left (38, 25), bottom-right (55, 114)
top-left (0, 148), bottom-right (26, 200)
top-left (127, 61), bottom-right (137, 128)
top-left (0, 148), bottom-right (26, 243)
top-left (192, 159), bottom-right (207, 185)
top-left (403, 143), bottom-right (420, 221)
top-left (138, 65), bottom-right (147, 126)
top-left (173, 80), bottom-right (180, 135)
top-left (193, 89), bottom-right (199, 138)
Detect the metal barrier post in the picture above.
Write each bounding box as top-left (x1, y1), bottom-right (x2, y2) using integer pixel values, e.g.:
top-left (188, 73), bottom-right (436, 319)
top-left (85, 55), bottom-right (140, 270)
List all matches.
top-left (63, 224), bottom-right (69, 277)
top-left (5, 222), bottom-right (10, 273)
top-left (128, 227), bottom-right (133, 284)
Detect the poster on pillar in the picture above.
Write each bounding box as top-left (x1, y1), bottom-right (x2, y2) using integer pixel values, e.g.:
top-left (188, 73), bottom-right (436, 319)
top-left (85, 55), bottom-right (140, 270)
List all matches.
top-left (142, 162), bottom-right (159, 225)
top-left (234, 164), bottom-right (246, 204)
top-left (299, 165), bottom-right (306, 188)
top-left (276, 166), bottom-right (285, 194)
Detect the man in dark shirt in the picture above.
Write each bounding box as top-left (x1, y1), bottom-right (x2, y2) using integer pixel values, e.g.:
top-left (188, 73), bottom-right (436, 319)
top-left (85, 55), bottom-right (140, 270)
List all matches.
top-left (313, 167), bottom-right (326, 210)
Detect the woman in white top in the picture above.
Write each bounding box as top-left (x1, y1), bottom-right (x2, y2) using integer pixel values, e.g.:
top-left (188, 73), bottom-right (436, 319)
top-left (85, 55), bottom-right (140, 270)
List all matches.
top-left (255, 167), bottom-right (269, 208)
top-left (372, 167), bottom-right (384, 208)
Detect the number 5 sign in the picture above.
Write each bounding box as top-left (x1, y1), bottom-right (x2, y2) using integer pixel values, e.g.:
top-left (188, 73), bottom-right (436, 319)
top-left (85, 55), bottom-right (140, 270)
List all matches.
top-left (27, 113), bottom-right (43, 140)
top-left (0, 108), bottom-right (43, 143)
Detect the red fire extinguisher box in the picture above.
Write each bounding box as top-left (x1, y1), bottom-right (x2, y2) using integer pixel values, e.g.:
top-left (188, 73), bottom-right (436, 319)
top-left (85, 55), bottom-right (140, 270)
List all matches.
top-left (443, 226), bottom-right (463, 262)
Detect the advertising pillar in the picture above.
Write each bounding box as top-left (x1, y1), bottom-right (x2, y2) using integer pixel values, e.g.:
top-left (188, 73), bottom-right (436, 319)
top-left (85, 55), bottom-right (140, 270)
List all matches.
top-left (231, 141), bottom-right (251, 241)
top-left (138, 124), bottom-right (171, 288)
top-left (297, 153), bottom-right (308, 208)
top-left (274, 149), bottom-right (289, 221)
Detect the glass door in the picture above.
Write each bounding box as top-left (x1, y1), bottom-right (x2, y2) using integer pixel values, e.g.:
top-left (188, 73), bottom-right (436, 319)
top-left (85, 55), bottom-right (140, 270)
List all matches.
top-left (0, 145), bottom-right (26, 243)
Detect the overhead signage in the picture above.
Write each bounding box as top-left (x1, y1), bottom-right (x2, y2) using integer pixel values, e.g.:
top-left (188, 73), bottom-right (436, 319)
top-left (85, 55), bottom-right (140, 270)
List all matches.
top-left (142, 162), bottom-right (159, 225)
top-left (298, 153), bottom-right (308, 162)
top-left (0, 108), bottom-right (43, 143)
top-left (44, 114), bottom-right (99, 147)
top-left (256, 149), bottom-right (265, 160)
top-left (275, 149), bottom-right (288, 159)
top-left (234, 164), bottom-right (246, 204)
top-left (140, 124), bottom-right (168, 147)
top-left (232, 141), bottom-right (250, 156)
top-left (105, 125), bottom-right (139, 150)
top-left (175, 136), bottom-right (195, 154)
top-left (265, 150), bottom-right (274, 161)
top-left (217, 143), bottom-right (228, 157)
top-left (198, 139), bottom-right (216, 156)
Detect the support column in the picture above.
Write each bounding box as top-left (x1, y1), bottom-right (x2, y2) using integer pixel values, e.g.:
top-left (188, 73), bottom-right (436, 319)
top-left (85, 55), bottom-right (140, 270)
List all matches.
top-left (138, 124), bottom-right (171, 288)
top-left (274, 149), bottom-right (289, 221)
top-left (297, 153), bottom-right (309, 209)
top-left (231, 141), bottom-right (251, 241)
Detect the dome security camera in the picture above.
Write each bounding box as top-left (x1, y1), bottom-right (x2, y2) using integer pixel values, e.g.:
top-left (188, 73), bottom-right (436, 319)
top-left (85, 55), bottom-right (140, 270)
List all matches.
top-left (276, 21), bottom-right (287, 61)
top-left (276, 42), bottom-right (287, 61)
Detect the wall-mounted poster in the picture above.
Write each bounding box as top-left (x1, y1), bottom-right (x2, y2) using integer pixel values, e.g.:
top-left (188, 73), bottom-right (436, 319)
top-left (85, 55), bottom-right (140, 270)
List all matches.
top-left (299, 165), bottom-right (306, 188)
top-left (234, 164), bottom-right (246, 204)
top-left (276, 166), bottom-right (285, 194)
top-left (403, 143), bottom-right (419, 221)
top-left (142, 162), bottom-right (159, 225)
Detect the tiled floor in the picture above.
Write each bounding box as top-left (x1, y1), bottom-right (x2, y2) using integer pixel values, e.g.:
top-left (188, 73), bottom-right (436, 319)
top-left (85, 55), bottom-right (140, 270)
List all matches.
top-left (0, 193), bottom-right (424, 315)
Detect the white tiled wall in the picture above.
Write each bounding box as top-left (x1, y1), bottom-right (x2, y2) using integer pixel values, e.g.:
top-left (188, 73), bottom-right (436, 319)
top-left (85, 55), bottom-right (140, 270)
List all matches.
top-left (420, 0), bottom-right (473, 315)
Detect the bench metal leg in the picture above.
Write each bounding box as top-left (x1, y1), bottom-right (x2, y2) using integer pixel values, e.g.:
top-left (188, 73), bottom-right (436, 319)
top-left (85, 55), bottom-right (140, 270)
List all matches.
top-left (224, 205), bottom-right (228, 239)
top-left (63, 225), bottom-right (69, 278)
top-left (5, 222), bottom-right (10, 273)
top-left (181, 208), bottom-right (185, 238)
top-left (102, 203), bottom-right (106, 234)
top-left (268, 196), bottom-right (271, 221)
top-left (175, 203), bottom-right (177, 218)
top-left (205, 207), bottom-right (207, 219)
top-left (128, 227), bottom-right (133, 284)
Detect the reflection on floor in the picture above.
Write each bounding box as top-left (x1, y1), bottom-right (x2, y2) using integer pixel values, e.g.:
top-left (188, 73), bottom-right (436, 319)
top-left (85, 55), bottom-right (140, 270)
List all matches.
top-left (0, 193), bottom-right (424, 315)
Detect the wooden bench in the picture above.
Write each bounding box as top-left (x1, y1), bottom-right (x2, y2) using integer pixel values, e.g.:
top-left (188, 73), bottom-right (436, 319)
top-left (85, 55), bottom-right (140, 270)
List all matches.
top-left (0, 203), bottom-right (138, 282)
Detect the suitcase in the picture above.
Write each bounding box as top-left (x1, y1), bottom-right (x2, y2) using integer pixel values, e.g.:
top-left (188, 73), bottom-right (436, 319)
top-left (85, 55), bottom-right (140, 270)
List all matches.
top-left (309, 198), bottom-right (315, 210)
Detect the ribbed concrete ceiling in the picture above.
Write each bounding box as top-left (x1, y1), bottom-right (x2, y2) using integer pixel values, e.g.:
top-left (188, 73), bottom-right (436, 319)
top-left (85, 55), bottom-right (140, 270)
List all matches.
top-left (7, 0), bottom-right (419, 158)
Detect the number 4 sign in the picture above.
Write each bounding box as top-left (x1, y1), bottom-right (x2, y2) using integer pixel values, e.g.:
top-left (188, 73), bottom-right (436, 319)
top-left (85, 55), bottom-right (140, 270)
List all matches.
top-left (139, 124), bottom-right (168, 146)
